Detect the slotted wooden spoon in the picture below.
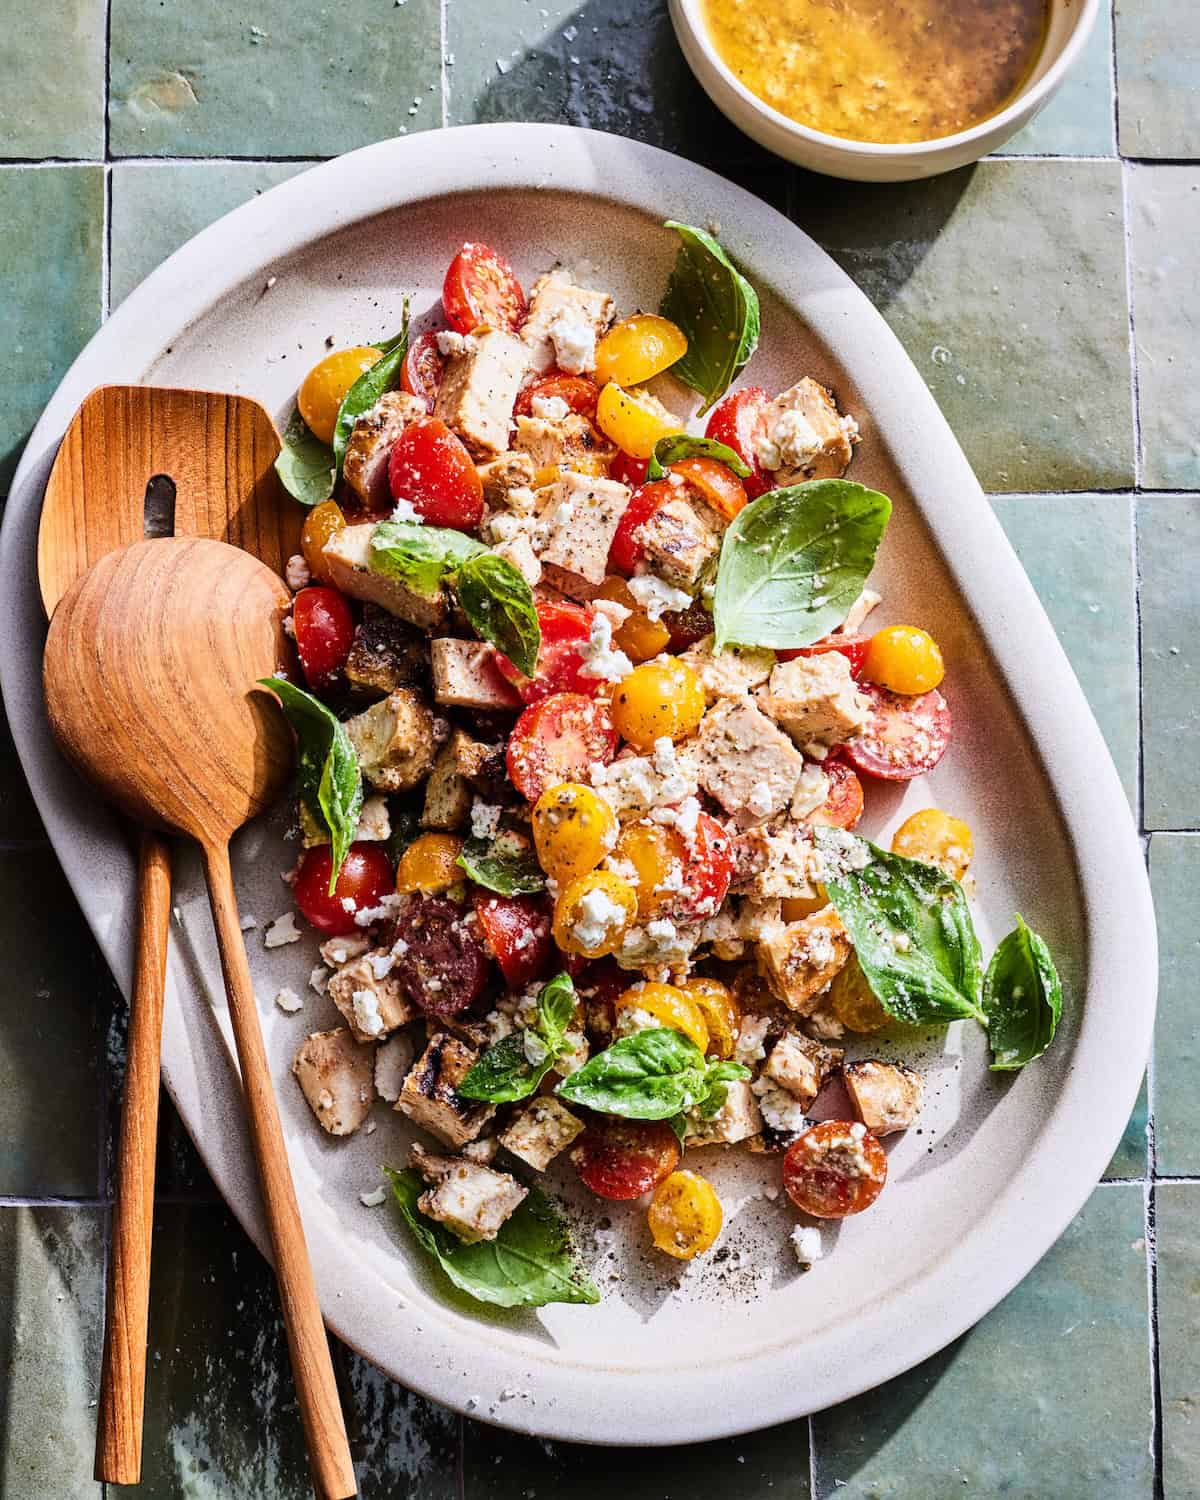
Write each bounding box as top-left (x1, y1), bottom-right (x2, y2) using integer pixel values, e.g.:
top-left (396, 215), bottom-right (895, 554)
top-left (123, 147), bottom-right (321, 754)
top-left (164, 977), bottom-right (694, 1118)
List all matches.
top-left (38, 386), bottom-right (303, 1486)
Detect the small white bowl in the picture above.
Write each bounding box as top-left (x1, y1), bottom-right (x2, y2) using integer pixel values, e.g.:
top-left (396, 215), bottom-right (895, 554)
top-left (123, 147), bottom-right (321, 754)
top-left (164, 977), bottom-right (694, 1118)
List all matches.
top-left (670, 0), bottom-right (1100, 182)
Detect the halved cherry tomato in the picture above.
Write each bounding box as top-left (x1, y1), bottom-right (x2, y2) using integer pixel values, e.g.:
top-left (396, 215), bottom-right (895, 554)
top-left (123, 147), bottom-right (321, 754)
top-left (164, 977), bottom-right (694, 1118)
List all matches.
top-left (610, 451), bottom-right (648, 489)
top-left (843, 684), bottom-right (952, 782)
top-left (300, 499), bottom-right (346, 585)
top-left (473, 891), bottom-right (554, 989)
top-left (400, 330), bottom-right (446, 411)
top-left (495, 600), bottom-right (596, 703)
top-left (506, 693), bottom-right (618, 803)
top-left (670, 455), bottom-right (747, 521)
top-left (704, 386), bottom-right (772, 498)
top-left (293, 586), bottom-right (355, 690)
top-left (388, 416), bottom-right (484, 531)
top-left (648, 1169), bottom-right (723, 1259)
top-left (783, 1120), bottom-right (888, 1219)
top-left (572, 1118), bottom-right (681, 1201)
top-left (777, 634), bottom-right (870, 677)
top-left (807, 758), bottom-right (865, 830)
top-left (514, 372), bottom-right (601, 419)
top-left (662, 598), bottom-right (713, 652)
top-left (299, 346), bottom-right (384, 445)
top-left (612, 811), bottom-right (732, 923)
top-left (607, 479), bottom-right (674, 575)
top-left (574, 956), bottom-right (625, 1034)
top-left (683, 812), bottom-right (736, 919)
top-left (292, 842), bottom-right (394, 935)
top-left (443, 242), bottom-right (526, 334)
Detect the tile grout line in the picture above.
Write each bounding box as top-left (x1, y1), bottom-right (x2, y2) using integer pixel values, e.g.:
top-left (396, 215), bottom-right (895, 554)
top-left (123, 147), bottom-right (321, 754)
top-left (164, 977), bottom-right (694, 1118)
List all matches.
top-left (1146, 1181), bottom-right (1166, 1500)
top-left (808, 1412), bottom-right (819, 1498)
top-left (440, 0), bottom-right (450, 127)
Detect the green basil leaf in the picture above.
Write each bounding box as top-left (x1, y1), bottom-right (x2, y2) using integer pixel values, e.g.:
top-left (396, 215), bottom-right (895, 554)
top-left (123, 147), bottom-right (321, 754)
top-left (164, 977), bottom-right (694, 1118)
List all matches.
top-left (457, 1033), bottom-right (553, 1104)
top-left (537, 972), bottom-right (577, 1046)
top-left (260, 677), bottom-right (363, 894)
top-left (369, 520), bottom-right (486, 597)
top-left (659, 221), bottom-right (760, 414)
top-left (457, 825), bottom-right (546, 896)
top-left (666, 1114), bottom-right (689, 1147)
top-left (386, 1168), bottom-right (599, 1308)
top-left (645, 433), bottom-right (752, 482)
top-left (713, 480), bottom-right (891, 651)
top-left (274, 406), bottom-right (335, 508)
top-left (982, 915), bottom-right (1063, 1070)
top-left (556, 1028), bottom-right (713, 1120)
top-left (331, 303), bottom-right (410, 476)
top-left (815, 829), bottom-right (985, 1027)
top-left (453, 553), bottom-right (541, 678)
top-left (697, 1059), bottom-right (751, 1118)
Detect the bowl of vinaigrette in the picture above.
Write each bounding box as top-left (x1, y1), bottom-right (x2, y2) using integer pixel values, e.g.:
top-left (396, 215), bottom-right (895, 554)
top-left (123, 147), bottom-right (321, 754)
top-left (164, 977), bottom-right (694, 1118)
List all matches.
top-left (670, 0), bottom-right (1099, 181)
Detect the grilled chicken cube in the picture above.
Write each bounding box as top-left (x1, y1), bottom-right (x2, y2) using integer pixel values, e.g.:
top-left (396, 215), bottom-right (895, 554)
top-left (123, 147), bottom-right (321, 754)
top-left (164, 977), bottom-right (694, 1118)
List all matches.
top-left (323, 523), bottom-right (449, 631)
top-left (477, 449), bottom-right (536, 504)
top-left (293, 1027), bottom-right (374, 1136)
top-left (343, 391), bottom-right (427, 507)
top-left (430, 638), bottom-right (522, 711)
top-left (433, 327), bottom-right (529, 458)
top-left (763, 1032), bottom-right (844, 1109)
top-left (396, 1033), bottom-right (494, 1147)
top-left (758, 907), bottom-right (852, 1014)
top-left (736, 822), bottom-right (821, 901)
top-left (758, 377), bottom-right (858, 485)
top-left (761, 653), bottom-right (873, 749)
top-left (374, 1030), bottom-right (416, 1103)
top-left (344, 604), bottom-right (428, 699)
top-left (534, 471), bottom-right (631, 590)
top-left (685, 1079), bottom-right (763, 1146)
top-left (498, 1096), bottom-right (585, 1171)
top-left (345, 687), bottom-right (437, 793)
top-left (408, 1143), bottom-right (527, 1243)
top-left (692, 696), bottom-right (806, 821)
top-left (680, 635), bottom-right (776, 702)
top-left (421, 730), bottom-right (477, 831)
top-left (844, 1059), bottom-right (924, 1136)
top-left (635, 495), bottom-right (720, 588)
top-left (492, 530), bottom-right (542, 587)
top-left (461, 1136), bottom-right (500, 1165)
top-left (513, 412), bottom-right (615, 472)
top-left (327, 954), bottom-right (420, 1041)
top-left (520, 267), bottom-right (615, 374)
top-left (300, 792), bottom-right (391, 849)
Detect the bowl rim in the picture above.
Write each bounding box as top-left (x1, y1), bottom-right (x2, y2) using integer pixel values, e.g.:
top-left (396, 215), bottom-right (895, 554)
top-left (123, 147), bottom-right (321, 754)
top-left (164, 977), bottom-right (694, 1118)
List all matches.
top-left (671, 0), bottom-right (1101, 159)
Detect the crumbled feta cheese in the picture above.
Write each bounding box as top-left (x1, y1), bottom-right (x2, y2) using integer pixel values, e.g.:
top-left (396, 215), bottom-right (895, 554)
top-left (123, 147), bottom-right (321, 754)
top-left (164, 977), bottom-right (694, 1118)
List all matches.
top-left (627, 575), bottom-right (692, 621)
top-left (547, 313), bottom-right (596, 374)
top-left (470, 801), bottom-right (503, 840)
top-left (351, 988), bottom-right (385, 1038)
top-left (791, 761), bottom-right (831, 819)
top-left (359, 1185), bottom-right (388, 1208)
top-left (284, 554), bottom-right (312, 592)
top-left (791, 1224), bottom-right (823, 1269)
top-left (240, 914), bottom-right (258, 932)
top-left (747, 780), bottom-right (774, 819)
top-left (649, 795), bottom-right (702, 848)
top-left (341, 897), bottom-right (358, 914)
top-left (274, 987), bottom-right (303, 1014)
top-left (368, 951), bottom-right (396, 979)
top-left (735, 1013), bottom-right (771, 1065)
top-left (813, 828), bottom-right (873, 882)
top-left (572, 886), bottom-right (628, 950)
top-left (530, 393), bottom-right (571, 422)
top-left (615, 1003), bottom-right (662, 1038)
top-left (436, 330), bottom-right (477, 357)
top-left (309, 965), bottom-right (331, 996)
top-left (578, 611), bottom-right (633, 683)
top-left (523, 1030), bottom-right (550, 1066)
top-left (390, 494), bottom-right (423, 524)
top-left (264, 912), bottom-right (302, 948)
top-left (752, 1077), bottom-right (812, 1134)
top-left (354, 894), bottom-right (404, 928)
top-left (754, 407), bottom-right (821, 472)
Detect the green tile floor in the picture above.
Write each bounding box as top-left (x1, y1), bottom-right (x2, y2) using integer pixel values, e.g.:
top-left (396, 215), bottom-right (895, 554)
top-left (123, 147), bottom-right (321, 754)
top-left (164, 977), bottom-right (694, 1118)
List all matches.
top-left (1, 0), bottom-right (1196, 1493)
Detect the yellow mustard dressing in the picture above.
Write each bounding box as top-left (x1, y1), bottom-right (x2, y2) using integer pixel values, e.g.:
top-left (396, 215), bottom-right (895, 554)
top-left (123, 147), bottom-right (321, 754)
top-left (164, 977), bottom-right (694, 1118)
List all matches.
top-left (700, 0), bottom-right (1049, 145)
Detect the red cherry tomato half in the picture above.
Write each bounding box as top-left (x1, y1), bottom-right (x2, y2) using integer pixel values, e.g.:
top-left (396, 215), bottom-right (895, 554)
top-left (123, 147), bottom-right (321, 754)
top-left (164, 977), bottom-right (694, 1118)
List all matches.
top-left (514, 372), bottom-right (601, 419)
top-left (473, 891), bottom-right (555, 989)
top-left (843, 684), bottom-right (952, 782)
top-left (388, 416), bottom-right (484, 531)
top-left (670, 455), bottom-right (747, 522)
top-left (610, 451), bottom-right (649, 489)
top-left (783, 1120), bottom-right (888, 1219)
top-left (777, 634), bottom-right (870, 677)
top-left (704, 386), bottom-right (772, 499)
top-left (495, 600), bottom-right (597, 703)
top-left (671, 811), bottom-right (735, 922)
top-left (292, 586), bottom-right (355, 691)
top-left (806, 757), bottom-right (865, 830)
top-left (607, 479), bottom-right (674, 575)
top-left (572, 957), bottom-right (626, 1034)
top-left (443, 242), bottom-right (526, 335)
top-left (400, 330), bottom-right (446, 411)
top-left (662, 598), bottom-right (713, 653)
top-left (507, 692), bottom-right (618, 803)
top-left (292, 842), bottom-right (394, 936)
top-left (572, 1118), bottom-right (681, 1201)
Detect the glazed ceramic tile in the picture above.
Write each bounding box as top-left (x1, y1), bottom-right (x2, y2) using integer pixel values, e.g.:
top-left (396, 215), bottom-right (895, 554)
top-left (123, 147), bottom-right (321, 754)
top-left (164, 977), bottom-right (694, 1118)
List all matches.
top-left (0, 166), bottom-right (103, 492)
top-left (111, 161), bottom-right (312, 306)
top-left (0, 0), bottom-right (105, 159)
top-left (812, 1185), bottom-right (1153, 1498)
top-left (109, 0), bottom-right (441, 157)
top-left (996, 3), bottom-right (1116, 158)
top-left (1156, 1183), bottom-right (1200, 1497)
top-left (1116, 0), bottom-right (1200, 158)
top-left (793, 160), bottom-right (1134, 493)
top-left (1150, 836), bottom-right (1200, 1176)
top-left (0, 1206), bottom-right (104, 1497)
top-left (1138, 497), bottom-right (1200, 829)
top-left (1128, 166), bottom-right (1200, 490)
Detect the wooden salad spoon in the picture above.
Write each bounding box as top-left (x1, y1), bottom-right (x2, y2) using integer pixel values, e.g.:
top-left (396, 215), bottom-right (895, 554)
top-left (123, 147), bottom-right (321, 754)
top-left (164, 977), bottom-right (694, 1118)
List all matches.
top-left (43, 536), bottom-right (356, 1500)
top-left (37, 385), bottom-right (300, 1486)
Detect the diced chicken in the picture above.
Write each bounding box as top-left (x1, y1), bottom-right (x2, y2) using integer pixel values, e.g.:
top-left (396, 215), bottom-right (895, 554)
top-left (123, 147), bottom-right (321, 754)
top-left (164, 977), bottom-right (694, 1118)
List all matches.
top-left (738, 822), bottom-right (821, 901)
top-left (433, 327), bottom-right (529, 457)
top-left (791, 762), bottom-right (832, 821)
top-left (699, 897), bottom-right (784, 960)
top-left (408, 1143), bottom-right (527, 1244)
top-left (422, 729), bottom-right (478, 830)
top-left (755, 377), bottom-right (859, 484)
top-left (534, 472), bottom-right (631, 589)
top-left (461, 1136), bottom-right (500, 1165)
top-left (685, 1079), bottom-right (764, 1146)
top-left (345, 687), bottom-right (437, 793)
top-left (692, 697), bottom-right (805, 821)
top-left (757, 907), bottom-right (852, 1015)
top-left (589, 739), bottom-right (699, 817)
top-left (763, 1032), bottom-right (844, 1109)
top-left (323, 524), bottom-right (449, 631)
top-left (800, 1001), bottom-right (847, 1043)
top-left (430, 638), bottom-right (523, 711)
top-left (477, 449), bottom-right (536, 504)
top-left (300, 792), bottom-right (391, 849)
top-left (635, 496), bottom-right (720, 588)
top-left (492, 531), bottom-right (542, 587)
top-left (680, 635), bottom-right (776, 701)
top-left (293, 1027), bottom-right (374, 1136)
top-left (844, 1059), bottom-right (924, 1136)
top-left (327, 955), bottom-right (420, 1041)
top-left (761, 654), bottom-right (872, 748)
top-left (374, 1031), bottom-right (415, 1103)
top-left (499, 1096), bottom-right (585, 1171)
top-left (396, 1033), bottom-right (495, 1148)
top-left (513, 413), bottom-right (615, 473)
top-left (615, 918), bottom-right (702, 972)
top-left (520, 267), bottom-right (615, 374)
top-left (319, 932), bottom-right (371, 967)
top-left (344, 604), bottom-right (428, 699)
top-left (343, 391), bottom-right (427, 507)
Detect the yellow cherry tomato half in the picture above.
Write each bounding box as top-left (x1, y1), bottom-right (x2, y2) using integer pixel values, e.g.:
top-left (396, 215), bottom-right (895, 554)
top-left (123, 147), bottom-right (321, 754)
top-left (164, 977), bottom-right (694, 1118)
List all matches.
top-left (862, 625), bottom-right (945, 695)
top-left (532, 782), bottom-right (618, 886)
top-left (679, 976), bottom-right (741, 1059)
top-left (613, 820), bottom-right (682, 919)
top-left (615, 982), bottom-right (709, 1053)
top-left (611, 657), bottom-right (706, 750)
top-left (298, 345), bottom-right (383, 445)
top-left (395, 832), bottom-right (464, 894)
top-left (596, 577), bottom-right (671, 663)
top-left (648, 1170), bottom-right (723, 1260)
top-left (781, 890), bottom-right (828, 923)
top-left (595, 381), bottom-right (682, 459)
top-left (300, 498), bottom-right (347, 584)
top-left (553, 870), bottom-right (638, 958)
top-left (594, 314), bottom-right (688, 389)
top-left (828, 954), bottom-right (889, 1035)
top-left (891, 807), bottom-right (974, 879)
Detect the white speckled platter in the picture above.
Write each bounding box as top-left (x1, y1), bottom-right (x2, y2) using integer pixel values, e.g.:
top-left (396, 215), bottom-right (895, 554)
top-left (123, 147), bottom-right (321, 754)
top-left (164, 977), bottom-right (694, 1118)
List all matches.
top-left (0, 126), bottom-right (1155, 1445)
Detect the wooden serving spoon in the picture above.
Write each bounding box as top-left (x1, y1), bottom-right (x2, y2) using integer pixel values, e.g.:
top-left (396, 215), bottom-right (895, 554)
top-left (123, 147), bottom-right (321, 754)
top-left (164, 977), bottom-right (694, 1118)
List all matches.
top-left (37, 385), bottom-right (300, 1486)
top-left (43, 537), bottom-right (356, 1500)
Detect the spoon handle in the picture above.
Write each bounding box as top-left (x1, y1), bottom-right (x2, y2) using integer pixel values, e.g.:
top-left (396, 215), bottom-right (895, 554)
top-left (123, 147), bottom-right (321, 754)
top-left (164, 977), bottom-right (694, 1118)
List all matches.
top-left (94, 829), bottom-right (171, 1485)
top-left (201, 840), bottom-right (357, 1500)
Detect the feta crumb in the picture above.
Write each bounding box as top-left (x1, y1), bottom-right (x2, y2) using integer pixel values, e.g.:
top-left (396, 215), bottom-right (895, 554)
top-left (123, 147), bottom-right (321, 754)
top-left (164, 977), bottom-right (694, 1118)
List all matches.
top-left (274, 987), bottom-right (303, 1014)
top-left (547, 312), bottom-right (596, 374)
top-left (351, 988), bottom-right (385, 1038)
top-left (791, 1224), bottom-right (823, 1268)
top-left (284, 554), bottom-right (312, 592)
top-left (747, 780), bottom-right (774, 819)
top-left (390, 494), bottom-right (423, 524)
top-left (578, 611), bottom-right (633, 683)
top-left (572, 886), bottom-right (628, 951)
top-left (436, 330), bottom-right (477, 357)
top-left (754, 406), bottom-right (821, 472)
top-left (359, 1185), bottom-right (388, 1208)
top-left (752, 1077), bottom-right (811, 1133)
top-left (240, 914), bottom-right (258, 932)
top-left (523, 1030), bottom-right (550, 1066)
top-left (530, 393), bottom-right (571, 422)
top-left (309, 965), bottom-right (331, 996)
top-left (470, 801), bottom-right (503, 840)
top-left (627, 575), bottom-right (692, 621)
top-left (264, 912), bottom-right (302, 948)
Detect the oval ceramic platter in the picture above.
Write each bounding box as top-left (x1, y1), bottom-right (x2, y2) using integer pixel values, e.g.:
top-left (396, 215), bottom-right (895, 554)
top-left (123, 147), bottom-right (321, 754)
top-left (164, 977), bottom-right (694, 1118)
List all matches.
top-left (0, 126), bottom-right (1155, 1445)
